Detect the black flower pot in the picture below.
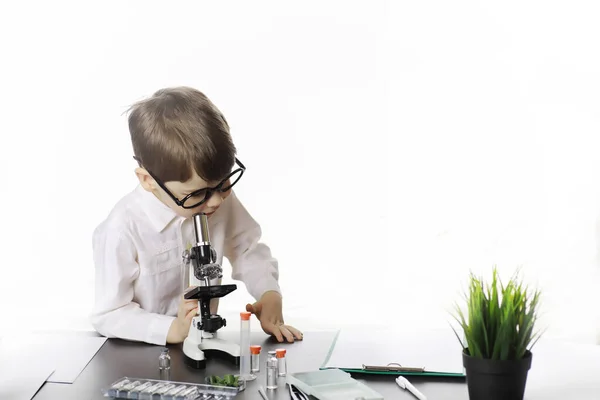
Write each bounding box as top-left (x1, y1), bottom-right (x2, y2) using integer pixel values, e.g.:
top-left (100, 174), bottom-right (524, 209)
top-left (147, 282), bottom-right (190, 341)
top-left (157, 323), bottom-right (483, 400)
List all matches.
top-left (462, 349), bottom-right (532, 400)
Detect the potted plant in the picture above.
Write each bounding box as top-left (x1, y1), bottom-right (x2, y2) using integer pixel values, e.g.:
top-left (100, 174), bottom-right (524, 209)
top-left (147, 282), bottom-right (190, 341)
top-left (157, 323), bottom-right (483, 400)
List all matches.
top-left (451, 267), bottom-right (542, 400)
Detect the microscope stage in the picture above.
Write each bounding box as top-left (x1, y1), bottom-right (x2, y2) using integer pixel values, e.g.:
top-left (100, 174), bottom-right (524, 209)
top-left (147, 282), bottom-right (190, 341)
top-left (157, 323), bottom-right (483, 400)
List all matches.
top-left (184, 284), bottom-right (237, 300)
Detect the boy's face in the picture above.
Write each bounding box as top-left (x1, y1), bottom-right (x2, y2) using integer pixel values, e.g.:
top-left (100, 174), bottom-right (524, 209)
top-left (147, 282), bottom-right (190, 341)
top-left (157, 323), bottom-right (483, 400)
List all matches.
top-left (136, 167), bottom-right (231, 219)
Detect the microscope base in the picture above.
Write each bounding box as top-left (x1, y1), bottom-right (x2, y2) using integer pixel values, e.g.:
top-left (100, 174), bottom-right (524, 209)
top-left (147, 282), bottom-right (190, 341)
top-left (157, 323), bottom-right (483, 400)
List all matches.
top-left (201, 338), bottom-right (241, 366)
top-left (183, 335), bottom-right (207, 369)
top-left (183, 353), bottom-right (207, 369)
top-left (183, 332), bottom-right (241, 369)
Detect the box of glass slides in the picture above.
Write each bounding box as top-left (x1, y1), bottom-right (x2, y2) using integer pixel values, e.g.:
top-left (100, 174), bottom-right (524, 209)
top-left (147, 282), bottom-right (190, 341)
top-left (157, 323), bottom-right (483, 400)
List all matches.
top-left (101, 376), bottom-right (239, 400)
top-left (286, 369), bottom-right (384, 400)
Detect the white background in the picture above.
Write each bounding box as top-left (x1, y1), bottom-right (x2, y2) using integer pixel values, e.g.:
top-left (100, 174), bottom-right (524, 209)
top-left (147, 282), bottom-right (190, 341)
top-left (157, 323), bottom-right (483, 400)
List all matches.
top-left (1, 1), bottom-right (599, 344)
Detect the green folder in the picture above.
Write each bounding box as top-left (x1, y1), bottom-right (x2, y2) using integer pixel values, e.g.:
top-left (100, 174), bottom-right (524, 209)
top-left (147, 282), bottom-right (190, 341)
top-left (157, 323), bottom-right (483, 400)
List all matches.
top-left (319, 329), bottom-right (466, 378)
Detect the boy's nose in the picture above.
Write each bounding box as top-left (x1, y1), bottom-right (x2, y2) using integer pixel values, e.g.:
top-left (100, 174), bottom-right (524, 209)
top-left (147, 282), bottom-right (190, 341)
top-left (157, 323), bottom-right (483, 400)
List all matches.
top-left (205, 191), bottom-right (223, 208)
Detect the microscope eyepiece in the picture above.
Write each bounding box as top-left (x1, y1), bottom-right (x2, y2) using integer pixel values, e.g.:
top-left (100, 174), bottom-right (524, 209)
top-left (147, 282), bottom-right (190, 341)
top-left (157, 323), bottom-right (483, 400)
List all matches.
top-left (193, 213), bottom-right (210, 246)
top-left (189, 212), bottom-right (220, 282)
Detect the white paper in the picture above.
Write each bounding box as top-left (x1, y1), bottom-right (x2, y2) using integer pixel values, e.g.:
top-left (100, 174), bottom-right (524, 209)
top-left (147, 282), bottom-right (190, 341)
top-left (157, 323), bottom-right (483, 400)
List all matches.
top-left (0, 332), bottom-right (107, 383)
top-left (0, 357), bottom-right (54, 400)
top-left (323, 327), bottom-right (464, 374)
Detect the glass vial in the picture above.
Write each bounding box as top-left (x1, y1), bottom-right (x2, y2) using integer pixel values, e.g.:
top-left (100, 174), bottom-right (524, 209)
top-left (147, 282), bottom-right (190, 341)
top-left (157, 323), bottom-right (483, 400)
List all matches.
top-left (158, 348), bottom-right (171, 381)
top-left (250, 345), bottom-right (261, 373)
top-left (276, 348), bottom-right (287, 376)
top-left (266, 350), bottom-right (278, 390)
top-left (239, 312), bottom-right (255, 381)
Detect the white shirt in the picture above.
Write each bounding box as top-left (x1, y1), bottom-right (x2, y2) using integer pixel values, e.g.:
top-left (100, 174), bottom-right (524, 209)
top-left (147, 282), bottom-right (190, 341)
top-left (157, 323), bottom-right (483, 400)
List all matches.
top-left (90, 185), bottom-right (280, 345)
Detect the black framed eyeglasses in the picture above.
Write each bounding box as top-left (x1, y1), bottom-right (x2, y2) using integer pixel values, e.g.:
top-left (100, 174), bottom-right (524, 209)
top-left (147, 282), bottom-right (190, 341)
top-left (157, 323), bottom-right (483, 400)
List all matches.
top-left (133, 156), bottom-right (246, 209)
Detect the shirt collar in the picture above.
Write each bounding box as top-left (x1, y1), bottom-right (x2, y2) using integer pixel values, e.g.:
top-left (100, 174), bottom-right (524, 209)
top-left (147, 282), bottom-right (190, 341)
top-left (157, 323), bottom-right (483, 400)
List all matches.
top-left (136, 185), bottom-right (181, 232)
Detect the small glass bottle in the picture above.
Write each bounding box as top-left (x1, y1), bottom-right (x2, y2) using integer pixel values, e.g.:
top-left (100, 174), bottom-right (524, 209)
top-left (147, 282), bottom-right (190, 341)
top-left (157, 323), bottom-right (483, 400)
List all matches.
top-left (266, 350), bottom-right (278, 390)
top-left (250, 345), bottom-right (261, 373)
top-left (158, 348), bottom-right (171, 381)
top-left (276, 348), bottom-right (287, 376)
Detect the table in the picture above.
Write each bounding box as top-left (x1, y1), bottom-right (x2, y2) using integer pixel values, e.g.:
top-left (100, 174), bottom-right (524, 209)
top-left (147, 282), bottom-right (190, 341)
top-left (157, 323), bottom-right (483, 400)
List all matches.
top-left (30, 330), bottom-right (600, 399)
top-left (30, 331), bottom-right (338, 399)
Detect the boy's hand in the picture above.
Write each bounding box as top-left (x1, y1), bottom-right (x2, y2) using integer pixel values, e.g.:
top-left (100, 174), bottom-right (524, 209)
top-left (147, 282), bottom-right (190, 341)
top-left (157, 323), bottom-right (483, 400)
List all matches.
top-left (167, 288), bottom-right (198, 343)
top-left (245, 291), bottom-right (303, 343)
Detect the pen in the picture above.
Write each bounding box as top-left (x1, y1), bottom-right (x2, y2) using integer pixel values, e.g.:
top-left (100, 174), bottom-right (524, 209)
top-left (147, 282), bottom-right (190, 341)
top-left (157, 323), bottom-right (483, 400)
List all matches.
top-left (396, 376), bottom-right (427, 400)
top-left (258, 385), bottom-right (269, 400)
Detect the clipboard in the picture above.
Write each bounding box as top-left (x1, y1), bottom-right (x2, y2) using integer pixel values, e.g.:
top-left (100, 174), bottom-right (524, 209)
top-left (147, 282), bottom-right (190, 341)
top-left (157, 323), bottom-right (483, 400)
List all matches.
top-left (363, 363), bottom-right (425, 373)
top-left (319, 328), bottom-right (466, 378)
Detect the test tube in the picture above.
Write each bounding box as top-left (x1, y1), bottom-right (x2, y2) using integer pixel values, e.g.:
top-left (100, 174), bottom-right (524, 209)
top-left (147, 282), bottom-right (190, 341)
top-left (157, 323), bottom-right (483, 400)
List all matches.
top-left (111, 378), bottom-right (131, 389)
top-left (174, 386), bottom-right (198, 400)
top-left (128, 381), bottom-right (153, 398)
top-left (139, 382), bottom-right (164, 400)
top-left (239, 312), bottom-right (255, 381)
top-left (117, 381), bottom-right (142, 397)
top-left (121, 381), bottom-right (142, 390)
top-left (155, 383), bottom-right (176, 395)
top-left (159, 348), bottom-right (171, 381)
top-left (276, 348), bottom-right (287, 376)
top-left (250, 345), bottom-right (261, 373)
top-left (107, 378), bottom-right (129, 397)
top-left (165, 384), bottom-right (188, 396)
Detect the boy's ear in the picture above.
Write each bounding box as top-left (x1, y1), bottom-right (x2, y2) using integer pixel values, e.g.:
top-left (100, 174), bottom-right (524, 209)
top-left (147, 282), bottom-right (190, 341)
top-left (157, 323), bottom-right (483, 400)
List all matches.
top-left (135, 167), bottom-right (156, 192)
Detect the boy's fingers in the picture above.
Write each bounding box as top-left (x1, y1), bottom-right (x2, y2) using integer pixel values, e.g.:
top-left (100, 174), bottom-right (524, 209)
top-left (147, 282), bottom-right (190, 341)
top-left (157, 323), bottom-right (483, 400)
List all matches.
top-left (246, 302), bottom-right (262, 318)
top-left (280, 325), bottom-right (295, 343)
top-left (287, 326), bottom-right (304, 341)
top-left (263, 322), bottom-right (284, 342)
top-left (185, 307), bottom-right (198, 321)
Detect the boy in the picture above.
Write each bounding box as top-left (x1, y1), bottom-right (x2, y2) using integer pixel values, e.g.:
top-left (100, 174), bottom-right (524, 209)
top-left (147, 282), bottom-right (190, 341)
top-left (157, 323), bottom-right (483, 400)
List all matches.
top-left (90, 86), bottom-right (302, 346)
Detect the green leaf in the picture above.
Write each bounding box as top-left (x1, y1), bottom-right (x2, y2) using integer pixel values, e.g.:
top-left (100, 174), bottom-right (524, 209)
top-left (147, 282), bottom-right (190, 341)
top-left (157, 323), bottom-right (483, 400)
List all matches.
top-left (224, 374), bottom-right (236, 386)
top-left (210, 375), bottom-right (238, 386)
top-left (449, 323), bottom-right (466, 350)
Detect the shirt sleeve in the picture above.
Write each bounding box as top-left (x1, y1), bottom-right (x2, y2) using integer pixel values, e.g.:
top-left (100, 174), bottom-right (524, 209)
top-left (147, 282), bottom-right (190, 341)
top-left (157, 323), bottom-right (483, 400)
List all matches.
top-left (223, 191), bottom-right (281, 301)
top-left (90, 222), bottom-right (175, 345)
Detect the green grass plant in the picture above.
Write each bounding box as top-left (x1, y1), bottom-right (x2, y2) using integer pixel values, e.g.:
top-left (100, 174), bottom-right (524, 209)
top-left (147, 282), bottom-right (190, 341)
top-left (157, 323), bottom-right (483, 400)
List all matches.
top-left (451, 267), bottom-right (542, 360)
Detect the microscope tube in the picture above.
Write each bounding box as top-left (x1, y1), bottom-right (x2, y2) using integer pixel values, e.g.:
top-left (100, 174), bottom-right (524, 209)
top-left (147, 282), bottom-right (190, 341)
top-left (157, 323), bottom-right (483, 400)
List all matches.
top-left (239, 312), bottom-right (255, 381)
top-left (250, 345), bottom-right (261, 373)
top-left (276, 348), bottom-right (287, 376)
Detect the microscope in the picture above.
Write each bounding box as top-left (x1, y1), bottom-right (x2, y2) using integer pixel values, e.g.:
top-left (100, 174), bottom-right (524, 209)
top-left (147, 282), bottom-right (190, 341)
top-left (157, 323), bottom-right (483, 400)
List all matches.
top-left (182, 213), bottom-right (240, 369)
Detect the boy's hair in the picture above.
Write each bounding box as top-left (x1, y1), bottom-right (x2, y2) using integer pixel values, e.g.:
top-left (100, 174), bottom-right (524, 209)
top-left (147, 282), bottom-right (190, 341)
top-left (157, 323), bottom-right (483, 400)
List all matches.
top-left (127, 86), bottom-right (236, 183)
